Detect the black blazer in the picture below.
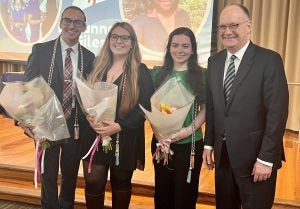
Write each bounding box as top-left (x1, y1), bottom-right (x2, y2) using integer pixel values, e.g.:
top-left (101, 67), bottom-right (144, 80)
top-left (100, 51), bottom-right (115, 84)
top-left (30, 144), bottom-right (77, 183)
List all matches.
top-left (24, 38), bottom-right (95, 142)
top-left (204, 42), bottom-right (289, 175)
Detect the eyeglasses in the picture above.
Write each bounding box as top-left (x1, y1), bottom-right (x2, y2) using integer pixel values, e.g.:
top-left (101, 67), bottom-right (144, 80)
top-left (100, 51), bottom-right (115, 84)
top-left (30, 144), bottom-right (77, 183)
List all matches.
top-left (110, 34), bottom-right (131, 42)
top-left (217, 21), bottom-right (249, 32)
top-left (61, 17), bottom-right (85, 27)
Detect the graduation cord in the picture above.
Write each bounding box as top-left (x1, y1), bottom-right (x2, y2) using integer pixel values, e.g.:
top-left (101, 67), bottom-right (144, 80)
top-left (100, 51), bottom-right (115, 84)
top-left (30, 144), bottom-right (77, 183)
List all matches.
top-left (187, 101), bottom-right (198, 183)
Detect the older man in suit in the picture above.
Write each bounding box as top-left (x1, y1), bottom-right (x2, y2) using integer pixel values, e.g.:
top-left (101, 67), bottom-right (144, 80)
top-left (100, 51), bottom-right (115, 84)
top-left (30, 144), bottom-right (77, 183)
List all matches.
top-left (202, 3), bottom-right (288, 209)
top-left (19, 6), bottom-right (95, 209)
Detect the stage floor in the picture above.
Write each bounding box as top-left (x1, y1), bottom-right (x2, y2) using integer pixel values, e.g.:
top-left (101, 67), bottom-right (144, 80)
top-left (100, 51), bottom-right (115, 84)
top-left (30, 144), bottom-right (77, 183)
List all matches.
top-left (0, 115), bottom-right (300, 206)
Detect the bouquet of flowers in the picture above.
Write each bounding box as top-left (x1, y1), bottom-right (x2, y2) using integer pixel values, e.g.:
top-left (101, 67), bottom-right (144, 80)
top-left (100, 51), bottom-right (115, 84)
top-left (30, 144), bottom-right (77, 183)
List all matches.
top-left (75, 75), bottom-right (118, 173)
top-left (0, 76), bottom-right (69, 141)
top-left (140, 76), bottom-right (195, 165)
top-left (0, 76), bottom-right (69, 188)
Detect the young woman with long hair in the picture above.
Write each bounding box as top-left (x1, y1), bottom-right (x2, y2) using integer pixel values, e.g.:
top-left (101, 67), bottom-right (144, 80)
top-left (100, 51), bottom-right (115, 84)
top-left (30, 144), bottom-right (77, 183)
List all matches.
top-left (151, 27), bottom-right (206, 209)
top-left (82, 22), bottom-right (154, 209)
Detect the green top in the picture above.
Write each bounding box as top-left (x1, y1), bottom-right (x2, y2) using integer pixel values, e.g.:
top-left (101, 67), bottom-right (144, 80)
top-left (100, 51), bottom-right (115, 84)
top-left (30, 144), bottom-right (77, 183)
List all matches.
top-left (150, 67), bottom-right (203, 144)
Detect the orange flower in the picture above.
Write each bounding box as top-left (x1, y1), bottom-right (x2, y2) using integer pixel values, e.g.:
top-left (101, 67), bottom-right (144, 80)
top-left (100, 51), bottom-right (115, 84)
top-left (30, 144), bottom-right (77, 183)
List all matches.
top-left (160, 103), bottom-right (176, 114)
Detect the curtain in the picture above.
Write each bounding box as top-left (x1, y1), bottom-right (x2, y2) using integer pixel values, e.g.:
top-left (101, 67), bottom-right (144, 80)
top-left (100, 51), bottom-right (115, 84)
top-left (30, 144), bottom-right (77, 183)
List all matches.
top-left (216, 0), bottom-right (300, 131)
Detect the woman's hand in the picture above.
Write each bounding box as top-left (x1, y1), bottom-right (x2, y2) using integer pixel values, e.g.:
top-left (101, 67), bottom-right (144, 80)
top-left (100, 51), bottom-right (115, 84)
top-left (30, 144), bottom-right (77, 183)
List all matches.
top-left (152, 127), bottom-right (171, 148)
top-left (86, 115), bottom-right (103, 133)
top-left (99, 120), bottom-right (121, 137)
top-left (171, 126), bottom-right (193, 143)
top-left (86, 116), bottom-right (121, 137)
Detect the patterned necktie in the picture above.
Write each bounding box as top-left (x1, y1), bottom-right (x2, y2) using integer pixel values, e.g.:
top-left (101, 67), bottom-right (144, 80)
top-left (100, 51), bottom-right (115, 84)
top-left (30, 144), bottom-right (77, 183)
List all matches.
top-left (62, 48), bottom-right (73, 119)
top-left (224, 55), bottom-right (237, 102)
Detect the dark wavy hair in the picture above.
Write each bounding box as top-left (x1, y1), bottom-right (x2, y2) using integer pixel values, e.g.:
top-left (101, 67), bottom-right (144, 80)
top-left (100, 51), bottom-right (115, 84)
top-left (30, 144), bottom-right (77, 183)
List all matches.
top-left (155, 27), bottom-right (205, 104)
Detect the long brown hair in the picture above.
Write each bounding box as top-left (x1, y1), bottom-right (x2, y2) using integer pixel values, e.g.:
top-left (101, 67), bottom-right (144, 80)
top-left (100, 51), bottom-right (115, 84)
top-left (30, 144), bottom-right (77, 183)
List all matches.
top-left (88, 22), bottom-right (142, 118)
top-left (156, 27), bottom-right (205, 104)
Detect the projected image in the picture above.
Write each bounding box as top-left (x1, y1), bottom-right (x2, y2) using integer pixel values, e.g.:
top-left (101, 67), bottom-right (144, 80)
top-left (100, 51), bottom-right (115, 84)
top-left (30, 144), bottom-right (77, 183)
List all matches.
top-left (0, 0), bottom-right (215, 64)
top-left (0, 0), bottom-right (60, 43)
top-left (72, 0), bottom-right (102, 10)
top-left (122, 0), bottom-right (209, 52)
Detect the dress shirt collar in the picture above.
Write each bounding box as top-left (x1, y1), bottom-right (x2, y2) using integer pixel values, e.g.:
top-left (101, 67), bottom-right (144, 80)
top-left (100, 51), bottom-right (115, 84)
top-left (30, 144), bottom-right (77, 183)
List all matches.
top-left (60, 37), bottom-right (79, 54)
top-left (226, 40), bottom-right (250, 62)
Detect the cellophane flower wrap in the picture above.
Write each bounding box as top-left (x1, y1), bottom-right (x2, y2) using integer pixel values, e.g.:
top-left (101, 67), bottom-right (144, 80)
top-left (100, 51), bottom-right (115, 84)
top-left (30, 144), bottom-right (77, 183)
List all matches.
top-left (140, 76), bottom-right (195, 165)
top-left (0, 76), bottom-right (70, 188)
top-left (75, 75), bottom-right (117, 173)
top-left (0, 76), bottom-right (70, 141)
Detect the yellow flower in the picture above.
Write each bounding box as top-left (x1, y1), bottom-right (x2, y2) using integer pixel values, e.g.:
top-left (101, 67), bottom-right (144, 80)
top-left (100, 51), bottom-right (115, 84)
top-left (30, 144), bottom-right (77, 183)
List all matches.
top-left (160, 103), bottom-right (176, 114)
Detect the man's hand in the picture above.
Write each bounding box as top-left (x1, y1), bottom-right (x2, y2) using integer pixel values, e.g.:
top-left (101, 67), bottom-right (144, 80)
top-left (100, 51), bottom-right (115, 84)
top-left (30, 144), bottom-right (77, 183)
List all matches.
top-left (17, 122), bottom-right (35, 139)
top-left (202, 149), bottom-right (215, 170)
top-left (252, 161), bottom-right (272, 182)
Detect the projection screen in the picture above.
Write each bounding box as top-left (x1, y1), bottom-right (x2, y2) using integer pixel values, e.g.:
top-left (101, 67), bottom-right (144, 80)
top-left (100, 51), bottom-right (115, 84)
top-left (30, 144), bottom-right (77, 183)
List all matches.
top-left (0, 0), bottom-right (216, 66)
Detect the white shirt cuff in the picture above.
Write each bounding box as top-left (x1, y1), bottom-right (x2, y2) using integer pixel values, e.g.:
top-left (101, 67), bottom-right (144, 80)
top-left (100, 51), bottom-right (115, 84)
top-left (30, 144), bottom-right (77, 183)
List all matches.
top-left (257, 158), bottom-right (273, 167)
top-left (204, 145), bottom-right (213, 150)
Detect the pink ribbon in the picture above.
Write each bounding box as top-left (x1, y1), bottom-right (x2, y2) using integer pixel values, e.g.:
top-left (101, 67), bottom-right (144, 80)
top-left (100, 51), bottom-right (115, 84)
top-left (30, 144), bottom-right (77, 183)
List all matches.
top-left (37, 146), bottom-right (43, 175)
top-left (152, 145), bottom-right (162, 160)
top-left (34, 140), bottom-right (42, 188)
top-left (88, 135), bottom-right (101, 173)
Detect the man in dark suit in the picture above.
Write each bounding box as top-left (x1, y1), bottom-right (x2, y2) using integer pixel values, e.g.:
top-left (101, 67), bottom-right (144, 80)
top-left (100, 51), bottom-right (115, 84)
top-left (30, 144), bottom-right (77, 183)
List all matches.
top-left (19, 6), bottom-right (95, 209)
top-left (202, 3), bottom-right (288, 209)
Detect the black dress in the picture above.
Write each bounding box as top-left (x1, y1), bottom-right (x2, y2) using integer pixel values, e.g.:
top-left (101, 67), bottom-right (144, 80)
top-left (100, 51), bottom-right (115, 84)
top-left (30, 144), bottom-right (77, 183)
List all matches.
top-left (82, 63), bottom-right (154, 171)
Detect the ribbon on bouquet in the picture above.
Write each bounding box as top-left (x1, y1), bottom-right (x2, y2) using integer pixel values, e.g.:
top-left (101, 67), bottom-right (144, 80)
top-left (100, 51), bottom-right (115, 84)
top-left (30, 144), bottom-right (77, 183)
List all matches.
top-left (33, 140), bottom-right (46, 189)
top-left (152, 144), bottom-right (162, 160)
top-left (152, 142), bottom-right (174, 165)
top-left (82, 135), bottom-right (101, 173)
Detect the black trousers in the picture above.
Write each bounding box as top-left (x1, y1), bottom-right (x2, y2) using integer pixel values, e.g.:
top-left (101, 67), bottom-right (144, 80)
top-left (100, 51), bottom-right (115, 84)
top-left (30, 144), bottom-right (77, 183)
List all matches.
top-left (215, 142), bottom-right (277, 209)
top-left (40, 137), bottom-right (82, 209)
top-left (152, 140), bottom-right (203, 209)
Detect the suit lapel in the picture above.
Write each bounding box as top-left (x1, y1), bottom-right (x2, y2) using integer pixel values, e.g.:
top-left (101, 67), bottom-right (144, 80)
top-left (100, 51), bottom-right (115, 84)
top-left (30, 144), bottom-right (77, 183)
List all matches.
top-left (54, 39), bottom-right (64, 85)
top-left (216, 51), bottom-right (227, 109)
top-left (77, 45), bottom-right (82, 74)
top-left (226, 42), bottom-right (255, 110)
